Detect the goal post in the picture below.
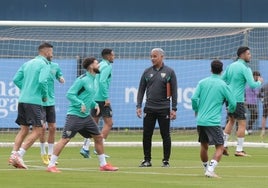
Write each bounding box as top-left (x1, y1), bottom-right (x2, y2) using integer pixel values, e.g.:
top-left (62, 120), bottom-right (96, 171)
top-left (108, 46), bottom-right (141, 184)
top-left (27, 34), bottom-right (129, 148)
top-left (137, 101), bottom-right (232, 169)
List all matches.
top-left (0, 21), bottom-right (267, 132)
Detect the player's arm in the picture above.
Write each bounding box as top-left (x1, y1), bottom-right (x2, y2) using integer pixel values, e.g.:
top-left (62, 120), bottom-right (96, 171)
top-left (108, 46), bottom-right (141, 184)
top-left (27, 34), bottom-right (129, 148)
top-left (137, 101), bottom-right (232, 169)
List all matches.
top-left (55, 64), bottom-right (65, 83)
top-left (98, 65), bottom-right (112, 101)
top-left (245, 68), bottom-right (262, 88)
top-left (191, 82), bottom-right (201, 113)
top-left (13, 65), bottom-right (24, 89)
top-left (170, 70), bottom-right (178, 112)
top-left (224, 85), bottom-right (237, 113)
top-left (136, 72), bottom-right (147, 118)
top-left (39, 63), bottom-right (50, 102)
top-left (66, 78), bottom-right (86, 109)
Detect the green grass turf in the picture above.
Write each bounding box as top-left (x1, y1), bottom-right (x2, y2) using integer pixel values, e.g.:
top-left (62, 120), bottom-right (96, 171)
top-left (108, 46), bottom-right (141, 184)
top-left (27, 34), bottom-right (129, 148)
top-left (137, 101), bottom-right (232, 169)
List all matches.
top-left (1, 139), bottom-right (268, 188)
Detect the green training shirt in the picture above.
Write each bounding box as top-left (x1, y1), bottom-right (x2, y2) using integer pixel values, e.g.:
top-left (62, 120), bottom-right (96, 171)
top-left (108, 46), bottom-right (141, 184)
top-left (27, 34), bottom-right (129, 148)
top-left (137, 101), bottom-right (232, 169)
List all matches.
top-left (13, 55), bottom-right (50, 105)
top-left (43, 62), bottom-right (64, 106)
top-left (191, 74), bottom-right (236, 126)
top-left (94, 59), bottom-right (112, 101)
top-left (66, 72), bottom-right (98, 118)
top-left (222, 58), bottom-right (261, 102)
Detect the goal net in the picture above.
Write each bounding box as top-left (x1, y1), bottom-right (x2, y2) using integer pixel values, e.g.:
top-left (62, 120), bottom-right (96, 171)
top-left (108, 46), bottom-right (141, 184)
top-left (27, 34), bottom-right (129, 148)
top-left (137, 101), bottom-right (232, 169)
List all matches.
top-left (0, 21), bottom-right (267, 134)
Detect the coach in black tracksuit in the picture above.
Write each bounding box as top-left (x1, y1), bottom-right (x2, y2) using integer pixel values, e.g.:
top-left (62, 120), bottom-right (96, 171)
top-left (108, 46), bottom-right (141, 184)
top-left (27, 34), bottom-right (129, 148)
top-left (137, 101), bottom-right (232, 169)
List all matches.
top-left (136, 48), bottom-right (178, 168)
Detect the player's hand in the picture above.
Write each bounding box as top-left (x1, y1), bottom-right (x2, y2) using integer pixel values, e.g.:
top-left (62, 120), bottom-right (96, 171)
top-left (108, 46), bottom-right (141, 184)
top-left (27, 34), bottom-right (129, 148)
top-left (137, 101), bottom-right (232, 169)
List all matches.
top-left (136, 108), bottom-right (142, 118)
top-left (81, 104), bottom-right (86, 113)
top-left (170, 110), bottom-right (176, 120)
top-left (59, 77), bottom-right (65, 84)
top-left (104, 99), bottom-right (110, 106)
top-left (95, 105), bottom-right (100, 116)
top-left (258, 76), bottom-right (264, 83)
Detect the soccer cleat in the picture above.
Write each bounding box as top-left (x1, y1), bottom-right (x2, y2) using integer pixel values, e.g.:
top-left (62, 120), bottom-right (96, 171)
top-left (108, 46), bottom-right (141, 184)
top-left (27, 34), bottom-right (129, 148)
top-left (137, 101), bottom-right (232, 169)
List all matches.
top-left (10, 153), bottom-right (28, 169)
top-left (139, 160), bottom-right (152, 167)
top-left (80, 148), bottom-right (90, 158)
top-left (8, 155), bottom-right (18, 167)
top-left (234, 151), bottom-right (250, 157)
top-left (99, 163), bottom-right (119, 171)
top-left (205, 170), bottom-right (221, 178)
top-left (222, 147), bottom-right (229, 156)
top-left (47, 166), bottom-right (61, 173)
top-left (41, 154), bottom-right (50, 165)
top-left (162, 160), bottom-right (170, 167)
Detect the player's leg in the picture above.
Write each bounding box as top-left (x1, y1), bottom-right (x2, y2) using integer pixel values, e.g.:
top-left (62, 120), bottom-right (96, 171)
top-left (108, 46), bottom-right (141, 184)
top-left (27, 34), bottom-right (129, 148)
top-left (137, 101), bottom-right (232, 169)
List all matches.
top-left (39, 106), bottom-right (49, 164)
top-left (10, 103), bottom-right (43, 169)
top-left (46, 106), bottom-right (56, 157)
top-left (234, 103), bottom-right (248, 156)
top-left (197, 126), bottom-right (209, 172)
top-left (82, 115), bottom-right (118, 171)
top-left (205, 126), bottom-right (223, 178)
top-left (79, 109), bottom-right (100, 158)
top-left (47, 114), bottom-right (78, 172)
top-left (158, 108), bottom-right (171, 167)
top-left (139, 107), bottom-right (156, 167)
top-left (222, 115), bottom-right (235, 156)
top-left (261, 104), bottom-right (268, 138)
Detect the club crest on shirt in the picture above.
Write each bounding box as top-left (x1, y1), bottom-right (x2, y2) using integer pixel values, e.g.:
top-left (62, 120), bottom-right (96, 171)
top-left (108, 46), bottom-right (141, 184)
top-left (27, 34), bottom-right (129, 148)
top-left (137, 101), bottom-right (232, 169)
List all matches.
top-left (161, 73), bottom-right (166, 78)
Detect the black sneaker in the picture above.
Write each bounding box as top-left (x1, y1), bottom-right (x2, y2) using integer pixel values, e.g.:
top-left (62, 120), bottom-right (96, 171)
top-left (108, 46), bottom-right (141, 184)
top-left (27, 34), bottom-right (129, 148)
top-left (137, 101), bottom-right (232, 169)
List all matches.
top-left (139, 160), bottom-right (152, 167)
top-left (162, 160), bottom-right (170, 167)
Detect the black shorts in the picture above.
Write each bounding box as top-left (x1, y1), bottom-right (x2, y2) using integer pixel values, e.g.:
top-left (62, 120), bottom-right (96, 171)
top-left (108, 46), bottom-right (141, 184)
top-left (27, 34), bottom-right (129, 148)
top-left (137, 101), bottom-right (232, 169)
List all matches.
top-left (262, 103), bottom-right (268, 118)
top-left (15, 103), bottom-right (43, 127)
top-left (91, 101), bottom-right (112, 118)
top-left (197, 126), bottom-right (224, 145)
top-left (42, 106), bottom-right (56, 123)
top-left (228, 102), bottom-right (246, 120)
top-left (62, 114), bottom-right (101, 139)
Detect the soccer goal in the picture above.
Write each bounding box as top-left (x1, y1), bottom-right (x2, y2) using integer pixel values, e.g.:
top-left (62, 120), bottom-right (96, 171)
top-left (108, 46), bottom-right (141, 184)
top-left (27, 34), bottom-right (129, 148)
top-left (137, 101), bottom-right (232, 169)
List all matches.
top-left (0, 21), bottom-right (268, 135)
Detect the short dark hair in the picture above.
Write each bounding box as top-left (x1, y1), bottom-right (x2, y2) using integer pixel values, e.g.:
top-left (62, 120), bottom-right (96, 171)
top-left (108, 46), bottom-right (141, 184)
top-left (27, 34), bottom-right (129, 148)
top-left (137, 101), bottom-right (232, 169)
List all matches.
top-left (237, 46), bottom-right (250, 57)
top-left (83, 57), bottom-right (96, 69)
top-left (253, 71), bottom-right (260, 76)
top-left (101, 48), bottom-right (113, 58)
top-left (211, 60), bottom-right (223, 74)
top-left (38, 42), bottom-right (53, 51)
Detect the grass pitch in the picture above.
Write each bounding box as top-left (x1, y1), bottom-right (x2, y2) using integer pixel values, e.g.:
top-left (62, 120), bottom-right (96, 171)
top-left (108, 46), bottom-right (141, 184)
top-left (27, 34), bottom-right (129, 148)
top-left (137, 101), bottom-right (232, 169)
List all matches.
top-left (0, 130), bottom-right (268, 188)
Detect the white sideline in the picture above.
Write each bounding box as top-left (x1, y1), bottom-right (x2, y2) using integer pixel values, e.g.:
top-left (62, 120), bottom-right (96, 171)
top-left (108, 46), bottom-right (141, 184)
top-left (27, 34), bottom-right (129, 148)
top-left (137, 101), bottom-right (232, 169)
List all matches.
top-left (0, 141), bottom-right (268, 148)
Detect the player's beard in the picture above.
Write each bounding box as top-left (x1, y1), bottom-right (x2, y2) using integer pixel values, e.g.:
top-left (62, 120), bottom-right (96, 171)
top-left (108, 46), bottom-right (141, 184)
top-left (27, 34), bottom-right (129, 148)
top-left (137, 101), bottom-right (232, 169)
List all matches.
top-left (93, 68), bottom-right (100, 74)
top-left (46, 56), bottom-right (52, 61)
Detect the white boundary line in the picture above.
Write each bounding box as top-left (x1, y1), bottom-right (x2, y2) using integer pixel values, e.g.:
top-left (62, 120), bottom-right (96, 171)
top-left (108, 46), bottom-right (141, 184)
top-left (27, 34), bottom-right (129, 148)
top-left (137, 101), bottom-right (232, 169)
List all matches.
top-left (0, 141), bottom-right (268, 147)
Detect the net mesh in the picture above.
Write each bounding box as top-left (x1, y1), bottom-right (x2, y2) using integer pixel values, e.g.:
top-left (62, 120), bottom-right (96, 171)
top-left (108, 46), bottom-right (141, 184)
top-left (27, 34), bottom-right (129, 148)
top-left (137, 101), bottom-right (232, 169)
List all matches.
top-left (0, 23), bottom-right (267, 132)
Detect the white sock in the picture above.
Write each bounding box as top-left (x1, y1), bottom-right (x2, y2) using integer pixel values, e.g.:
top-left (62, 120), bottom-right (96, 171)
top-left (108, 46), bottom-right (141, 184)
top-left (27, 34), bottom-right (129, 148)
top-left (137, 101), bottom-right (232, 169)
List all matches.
top-left (48, 155), bottom-right (58, 167)
top-left (236, 137), bottom-right (244, 152)
top-left (18, 148), bottom-right (26, 157)
top-left (98, 154), bottom-right (107, 167)
top-left (40, 142), bottom-right (46, 155)
top-left (83, 138), bottom-right (90, 150)
top-left (223, 132), bottom-right (229, 147)
top-left (207, 159), bottom-right (218, 172)
top-left (48, 143), bottom-right (54, 155)
top-left (202, 161), bottom-right (208, 171)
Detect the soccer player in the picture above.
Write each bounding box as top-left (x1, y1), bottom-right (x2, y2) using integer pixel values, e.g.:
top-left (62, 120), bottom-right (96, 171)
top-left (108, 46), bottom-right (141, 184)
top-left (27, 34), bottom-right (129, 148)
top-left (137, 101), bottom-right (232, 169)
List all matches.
top-left (80, 48), bottom-right (115, 158)
top-left (136, 48), bottom-right (178, 167)
top-left (8, 42), bottom-right (52, 169)
top-left (245, 71), bottom-right (260, 135)
top-left (191, 60), bottom-right (236, 178)
top-left (40, 61), bottom-right (65, 165)
top-left (47, 57), bottom-right (118, 173)
top-left (258, 82), bottom-right (268, 138)
top-left (222, 46), bottom-right (263, 157)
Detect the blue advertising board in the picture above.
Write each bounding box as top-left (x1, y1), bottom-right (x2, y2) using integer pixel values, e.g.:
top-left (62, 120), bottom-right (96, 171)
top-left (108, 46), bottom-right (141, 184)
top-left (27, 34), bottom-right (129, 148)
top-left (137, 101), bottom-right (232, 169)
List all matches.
top-left (3, 58), bottom-right (264, 129)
